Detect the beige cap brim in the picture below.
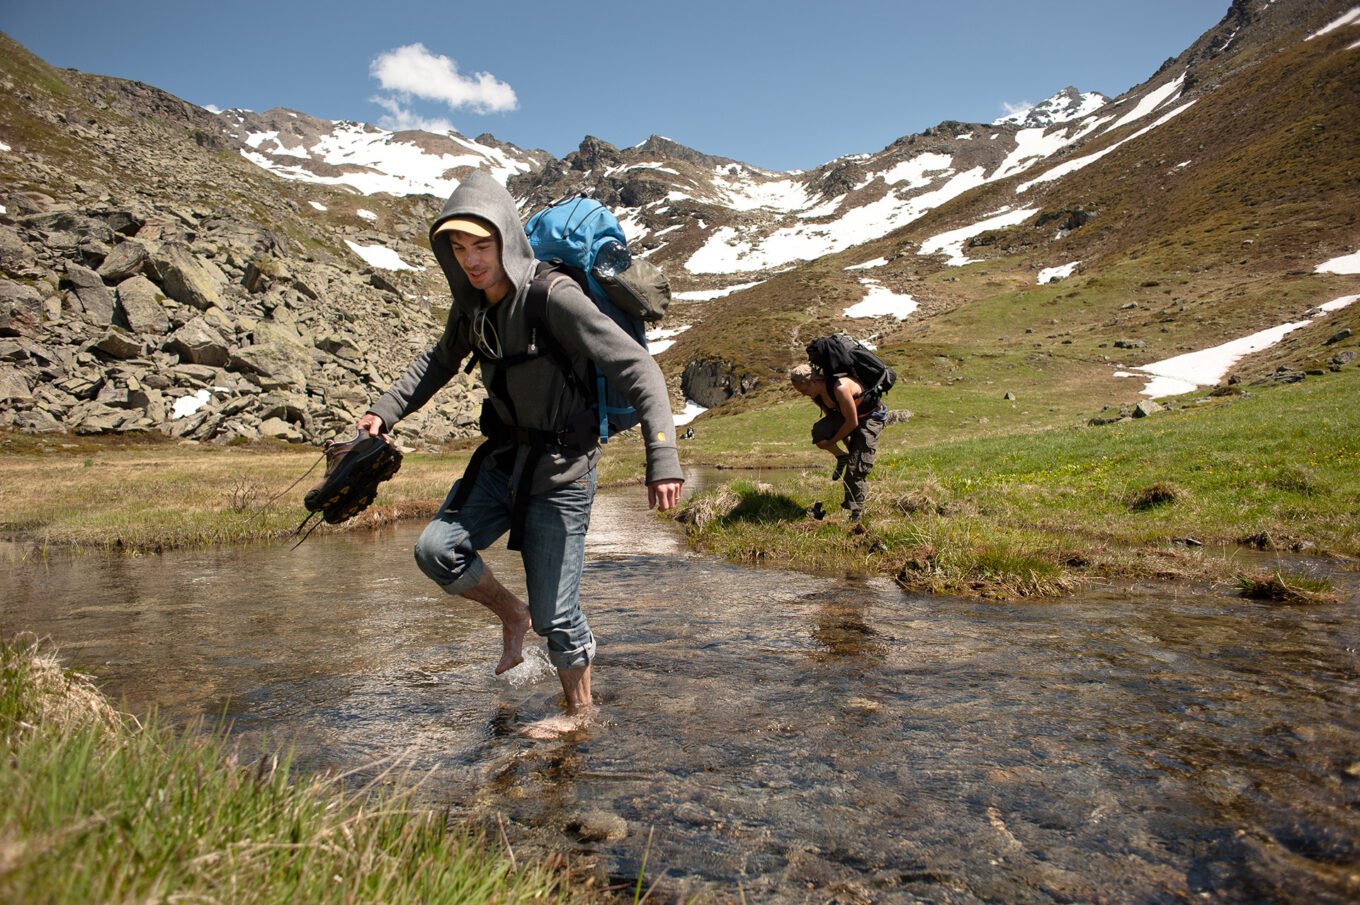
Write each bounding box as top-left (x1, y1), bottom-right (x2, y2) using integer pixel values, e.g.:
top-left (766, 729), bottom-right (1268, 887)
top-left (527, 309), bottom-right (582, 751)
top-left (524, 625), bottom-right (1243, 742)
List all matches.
top-left (433, 217), bottom-right (493, 239)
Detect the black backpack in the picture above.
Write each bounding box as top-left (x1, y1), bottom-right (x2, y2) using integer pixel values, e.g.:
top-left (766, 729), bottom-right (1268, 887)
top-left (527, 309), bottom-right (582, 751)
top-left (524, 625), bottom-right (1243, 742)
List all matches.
top-left (806, 334), bottom-right (896, 401)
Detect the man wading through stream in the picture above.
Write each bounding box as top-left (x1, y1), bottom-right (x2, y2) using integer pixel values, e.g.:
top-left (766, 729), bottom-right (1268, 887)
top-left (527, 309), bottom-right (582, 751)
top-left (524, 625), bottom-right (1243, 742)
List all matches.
top-left (358, 171), bottom-right (683, 738)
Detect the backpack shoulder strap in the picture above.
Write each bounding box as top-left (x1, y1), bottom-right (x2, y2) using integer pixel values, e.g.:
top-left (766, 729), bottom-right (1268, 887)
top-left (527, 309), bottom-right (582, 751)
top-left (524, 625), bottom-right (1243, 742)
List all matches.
top-left (526, 263), bottom-right (592, 396)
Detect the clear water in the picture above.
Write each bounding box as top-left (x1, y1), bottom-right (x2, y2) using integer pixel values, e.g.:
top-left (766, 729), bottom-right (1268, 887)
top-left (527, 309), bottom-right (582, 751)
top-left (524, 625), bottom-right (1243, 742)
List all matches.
top-left (3, 467), bottom-right (1357, 903)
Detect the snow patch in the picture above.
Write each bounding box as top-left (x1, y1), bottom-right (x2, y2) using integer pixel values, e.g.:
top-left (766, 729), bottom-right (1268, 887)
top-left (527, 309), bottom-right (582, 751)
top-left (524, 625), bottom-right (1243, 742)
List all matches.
top-left (1316, 250), bottom-right (1360, 275)
top-left (918, 207), bottom-right (1039, 267)
top-left (345, 240), bottom-right (422, 271)
top-left (844, 279), bottom-right (918, 320)
top-left (1037, 261), bottom-right (1081, 284)
top-left (685, 166), bottom-right (989, 274)
top-left (672, 281), bottom-right (764, 301)
top-left (172, 389), bottom-right (213, 419)
top-left (1016, 100), bottom-right (1196, 193)
top-left (1119, 294), bottom-right (1359, 398)
top-left (237, 118), bottom-right (533, 197)
top-left (1109, 73), bottom-right (1185, 132)
top-left (1307, 6), bottom-right (1360, 39)
top-left (673, 400), bottom-right (707, 426)
top-left (882, 153), bottom-right (953, 187)
top-left (646, 324), bottom-right (691, 355)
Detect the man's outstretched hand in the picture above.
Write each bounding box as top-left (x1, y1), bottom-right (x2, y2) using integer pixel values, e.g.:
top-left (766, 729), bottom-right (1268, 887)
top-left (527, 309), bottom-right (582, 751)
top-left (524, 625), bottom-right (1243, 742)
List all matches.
top-left (648, 479), bottom-right (683, 512)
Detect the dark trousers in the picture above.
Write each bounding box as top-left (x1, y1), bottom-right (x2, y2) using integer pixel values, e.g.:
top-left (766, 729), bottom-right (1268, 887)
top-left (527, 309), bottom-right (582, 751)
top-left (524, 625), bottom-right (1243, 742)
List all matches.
top-left (812, 405), bottom-right (886, 516)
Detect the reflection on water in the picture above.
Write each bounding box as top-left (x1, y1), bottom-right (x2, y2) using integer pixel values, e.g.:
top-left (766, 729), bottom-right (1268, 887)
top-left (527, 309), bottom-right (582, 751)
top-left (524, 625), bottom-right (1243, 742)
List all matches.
top-left (3, 467), bottom-right (1358, 903)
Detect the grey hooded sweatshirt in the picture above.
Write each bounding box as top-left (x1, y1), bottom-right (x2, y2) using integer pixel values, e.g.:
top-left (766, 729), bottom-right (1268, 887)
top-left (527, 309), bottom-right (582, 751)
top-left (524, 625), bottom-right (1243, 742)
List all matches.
top-left (368, 171), bottom-right (682, 493)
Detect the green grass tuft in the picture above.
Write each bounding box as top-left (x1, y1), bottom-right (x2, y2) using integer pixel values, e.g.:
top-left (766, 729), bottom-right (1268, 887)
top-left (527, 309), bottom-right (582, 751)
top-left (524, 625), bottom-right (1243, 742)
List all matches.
top-left (0, 635), bottom-right (599, 904)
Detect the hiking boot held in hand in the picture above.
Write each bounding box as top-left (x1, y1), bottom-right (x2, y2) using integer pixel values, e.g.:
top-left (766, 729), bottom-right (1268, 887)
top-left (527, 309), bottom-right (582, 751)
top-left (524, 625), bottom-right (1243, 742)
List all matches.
top-left (304, 431), bottom-right (403, 524)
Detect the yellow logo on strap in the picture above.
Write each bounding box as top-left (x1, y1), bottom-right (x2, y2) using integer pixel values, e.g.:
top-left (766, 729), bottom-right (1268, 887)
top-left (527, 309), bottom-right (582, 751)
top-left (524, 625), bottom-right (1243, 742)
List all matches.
top-left (656, 432), bottom-right (667, 442)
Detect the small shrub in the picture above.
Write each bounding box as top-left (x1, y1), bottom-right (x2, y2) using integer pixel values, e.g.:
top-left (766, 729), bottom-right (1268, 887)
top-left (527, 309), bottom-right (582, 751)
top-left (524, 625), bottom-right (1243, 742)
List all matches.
top-left (228, 479), bottom-right (259, 513)
top-left (1126, 481), bottom-right (1183, 511)
top-left (1236, 570), bottom-right (1337, 604)
top-left (1265, 465), bottom-right (1324, 496)
top-left (896, 490), bottom-right (945, 515)
top-left (675, 485), bottom-right (742, 533)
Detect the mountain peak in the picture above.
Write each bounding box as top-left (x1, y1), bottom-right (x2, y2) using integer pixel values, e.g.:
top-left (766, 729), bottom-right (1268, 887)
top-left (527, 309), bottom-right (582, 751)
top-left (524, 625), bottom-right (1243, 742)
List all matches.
top-left (992, 87), bottom-right (1110, 128)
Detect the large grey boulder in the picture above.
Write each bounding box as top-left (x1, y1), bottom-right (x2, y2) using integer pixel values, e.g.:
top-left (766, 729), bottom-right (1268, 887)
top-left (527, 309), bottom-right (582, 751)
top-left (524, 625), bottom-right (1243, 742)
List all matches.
top-left (0, 366), bottom-right (33, 402)
top-left (12, 409), bottom-right (63, 433)
top-left (0, 280), bottom-right (44, 337)
top-left (98, 239), bottom-right (153, 283)
top-left (68, 400), bottom-right (132, 434)
top-left (0, 225), bottom-right (36, 273)
top-left (259, 416), bottom-right (303, 441)
top-left (230, 342), bottom-right (311, 391)
top-left (154, 242), bottom-right (225, 310)
top-left (115, 274), bottom-right (172, 334)
top-left (90, 327), bottom-right (144, 360)
top-left (166, 317), bottom-right (230, 367)
top-left (64, 263), bottom-right (115, 325)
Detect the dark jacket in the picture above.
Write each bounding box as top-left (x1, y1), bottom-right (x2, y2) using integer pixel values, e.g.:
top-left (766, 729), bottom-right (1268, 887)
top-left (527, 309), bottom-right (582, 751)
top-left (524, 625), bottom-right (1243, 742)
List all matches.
top-left (368, 171), bottom-right (681, 491)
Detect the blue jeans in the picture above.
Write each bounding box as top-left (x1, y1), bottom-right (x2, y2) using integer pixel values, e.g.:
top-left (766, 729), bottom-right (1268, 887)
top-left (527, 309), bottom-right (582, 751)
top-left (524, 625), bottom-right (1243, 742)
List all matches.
top-left (414, 462), bottom-right (597, 670)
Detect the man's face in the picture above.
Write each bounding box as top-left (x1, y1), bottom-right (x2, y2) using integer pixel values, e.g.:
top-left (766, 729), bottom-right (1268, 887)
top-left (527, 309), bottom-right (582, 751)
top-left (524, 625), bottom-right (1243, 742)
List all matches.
top-left (449, 231), bottom-right (511, 302)
top-left (794, 380), bottom-right (819, 398)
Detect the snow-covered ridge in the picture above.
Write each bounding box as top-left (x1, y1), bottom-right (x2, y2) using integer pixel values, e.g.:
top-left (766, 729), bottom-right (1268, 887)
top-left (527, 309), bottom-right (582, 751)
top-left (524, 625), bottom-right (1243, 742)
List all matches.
top-left (223, 109), bottom-right (539, 198)
top-left (224, 73), bottom-right (1198, 280)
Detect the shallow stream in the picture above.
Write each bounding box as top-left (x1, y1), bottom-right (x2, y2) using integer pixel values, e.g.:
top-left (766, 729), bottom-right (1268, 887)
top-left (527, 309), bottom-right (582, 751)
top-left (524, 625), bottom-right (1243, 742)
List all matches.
top-left (3, 466), bottom-right (1357, 903)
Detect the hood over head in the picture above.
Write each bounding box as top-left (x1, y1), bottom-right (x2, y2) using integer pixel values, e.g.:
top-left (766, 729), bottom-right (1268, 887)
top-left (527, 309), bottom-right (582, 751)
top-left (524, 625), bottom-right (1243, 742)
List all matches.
top-left (429, 170), bottom-right (536, 305)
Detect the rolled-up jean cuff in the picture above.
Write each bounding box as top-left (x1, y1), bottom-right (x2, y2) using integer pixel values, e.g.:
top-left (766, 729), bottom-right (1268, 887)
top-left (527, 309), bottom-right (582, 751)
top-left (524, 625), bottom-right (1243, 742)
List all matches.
top-left (439, 555), bottom-right (484, 596)
top-left (549, 636), bottom-right (595, 671)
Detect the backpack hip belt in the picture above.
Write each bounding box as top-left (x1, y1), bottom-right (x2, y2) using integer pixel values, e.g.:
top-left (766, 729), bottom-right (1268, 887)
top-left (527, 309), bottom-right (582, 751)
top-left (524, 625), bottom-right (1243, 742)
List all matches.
top-left (445, 405), bottom-right (598, 552)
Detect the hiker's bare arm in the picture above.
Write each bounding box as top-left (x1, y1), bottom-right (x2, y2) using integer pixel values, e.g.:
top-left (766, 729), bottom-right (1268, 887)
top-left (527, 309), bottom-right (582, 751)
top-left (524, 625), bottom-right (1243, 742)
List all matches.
top-left (648, 479), bottom-right (683, 512)
top-left (358, 413), bottom-right (385, 437)
top-left (827, 382), bottom-right (860, 445)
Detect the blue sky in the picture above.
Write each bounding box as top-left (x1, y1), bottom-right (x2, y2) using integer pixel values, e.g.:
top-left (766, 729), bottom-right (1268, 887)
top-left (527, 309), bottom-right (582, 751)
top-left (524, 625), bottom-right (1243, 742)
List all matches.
top-left (1, 0), bottom-right (1229, 172)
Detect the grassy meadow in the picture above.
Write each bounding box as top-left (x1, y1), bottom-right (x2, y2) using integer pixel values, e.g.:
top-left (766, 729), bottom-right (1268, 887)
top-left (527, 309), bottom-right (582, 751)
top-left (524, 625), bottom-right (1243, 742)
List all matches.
top-left (676, 366), bottom-right (1358, 600)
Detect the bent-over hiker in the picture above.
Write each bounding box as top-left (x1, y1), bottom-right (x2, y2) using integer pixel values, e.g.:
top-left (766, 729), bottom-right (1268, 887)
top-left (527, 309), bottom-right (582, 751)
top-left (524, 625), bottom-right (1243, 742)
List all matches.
top-left (358, 171), bottom-right (683, 738)
top-left (790, 362), bottom-right (886, 524)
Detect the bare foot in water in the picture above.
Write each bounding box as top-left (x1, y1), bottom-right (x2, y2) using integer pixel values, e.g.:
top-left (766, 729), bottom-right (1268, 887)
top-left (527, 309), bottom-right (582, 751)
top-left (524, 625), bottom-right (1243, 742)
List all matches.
top-left (494, 611), bottom-right (530, 675)
top-left (520, 707), bottom-right (595, 740)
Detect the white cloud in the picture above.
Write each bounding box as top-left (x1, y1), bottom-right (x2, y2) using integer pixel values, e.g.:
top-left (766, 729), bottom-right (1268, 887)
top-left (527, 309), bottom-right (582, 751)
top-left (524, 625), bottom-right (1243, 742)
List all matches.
top-left (369, 43), bottom-right (517, 132)
top-left (370, 96), bottom-right (456, 134)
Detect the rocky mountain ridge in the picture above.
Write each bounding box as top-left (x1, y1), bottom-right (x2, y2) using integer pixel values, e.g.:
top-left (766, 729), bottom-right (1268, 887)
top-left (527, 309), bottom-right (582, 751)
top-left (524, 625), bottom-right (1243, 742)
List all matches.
top-left (1, 0), bottom-right (1356, 447)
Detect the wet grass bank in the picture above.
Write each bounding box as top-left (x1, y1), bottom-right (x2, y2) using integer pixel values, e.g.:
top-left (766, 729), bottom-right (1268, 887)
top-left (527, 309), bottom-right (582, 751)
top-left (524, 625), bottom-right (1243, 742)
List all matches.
top-left (0, 635), bottom-right (603, 904)
top-left (676, 370), bottom-right (1358, 600)
top-left (0, 434), bottom-right (647, 555)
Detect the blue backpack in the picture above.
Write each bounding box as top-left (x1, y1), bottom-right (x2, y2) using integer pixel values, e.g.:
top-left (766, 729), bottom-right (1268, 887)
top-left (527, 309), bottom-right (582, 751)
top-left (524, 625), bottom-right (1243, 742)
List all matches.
top-left (523, 197), bottom-right (670, 442)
